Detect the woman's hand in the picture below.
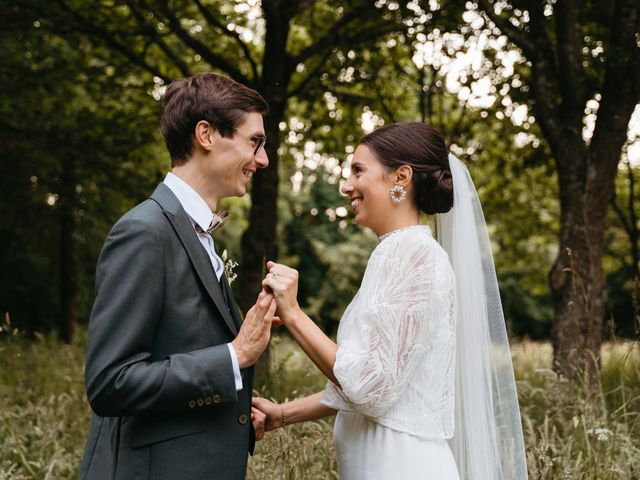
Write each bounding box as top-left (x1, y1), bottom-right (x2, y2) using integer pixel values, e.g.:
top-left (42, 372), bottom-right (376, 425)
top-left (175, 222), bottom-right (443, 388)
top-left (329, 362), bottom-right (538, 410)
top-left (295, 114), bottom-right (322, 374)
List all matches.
top-left (251, 406), bottom-right (267, 441)
top-left (262, 261), bottom-right (302, 324)
top-left (252, 397), bottom-right (285, 440)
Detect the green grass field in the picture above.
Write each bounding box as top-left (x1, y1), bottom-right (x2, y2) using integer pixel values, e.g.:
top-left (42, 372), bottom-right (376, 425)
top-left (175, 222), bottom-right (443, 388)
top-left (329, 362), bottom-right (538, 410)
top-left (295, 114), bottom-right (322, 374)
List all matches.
top-left (1, 329), bottom-right (638, 479)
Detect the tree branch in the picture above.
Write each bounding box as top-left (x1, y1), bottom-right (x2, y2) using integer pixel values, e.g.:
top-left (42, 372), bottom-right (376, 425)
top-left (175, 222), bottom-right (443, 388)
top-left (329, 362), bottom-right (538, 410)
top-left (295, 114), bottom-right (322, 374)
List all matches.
top-left (372, 79), bottom-right (397, 123)
top-left (447, 97), bottom-right (469, 147)
top-left (155, 0), bottom-right (253, 86)
top-left (129, 2), bottom-right (192, 77)
top-left (480, 0), bottom-right (566, 158)
top-left (477, 0), bottom-right (538, 59)
top-left (287, 48), bottom-right (333, 98)
top-left (589, 0), bottom-right (640, 177)
top-left (282, 0), bottom-right (317, 21)
top-left (611, 184), bottom-right (633, 236)
top-left (192, 0), bottom-right (259, 81)
top-left (56, 0), bottom-right (170, 83)
top-left (288, 17), bottom-right (404, 97)
top-left (292, 1), bottom-right (382, 64)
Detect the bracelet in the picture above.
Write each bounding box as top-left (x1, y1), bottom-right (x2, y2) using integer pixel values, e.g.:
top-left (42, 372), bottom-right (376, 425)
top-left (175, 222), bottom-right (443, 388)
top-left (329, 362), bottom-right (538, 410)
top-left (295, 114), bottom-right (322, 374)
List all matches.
top-left (281, 404), bottom-right (286, 427)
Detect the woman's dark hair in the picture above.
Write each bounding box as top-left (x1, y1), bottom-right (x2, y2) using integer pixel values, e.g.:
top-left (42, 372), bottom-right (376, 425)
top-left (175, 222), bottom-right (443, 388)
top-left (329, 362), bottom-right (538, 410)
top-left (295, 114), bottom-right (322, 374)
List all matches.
top-left (360, 122), bottom-right (453, 215)
top-left (161, 72), bottom-right (269, 166)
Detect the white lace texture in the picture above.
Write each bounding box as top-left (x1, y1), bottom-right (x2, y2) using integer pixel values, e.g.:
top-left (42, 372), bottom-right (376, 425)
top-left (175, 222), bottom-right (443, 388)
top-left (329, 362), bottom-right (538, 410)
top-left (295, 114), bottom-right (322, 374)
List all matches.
top-left (321, 225), bottom-right (456, 440)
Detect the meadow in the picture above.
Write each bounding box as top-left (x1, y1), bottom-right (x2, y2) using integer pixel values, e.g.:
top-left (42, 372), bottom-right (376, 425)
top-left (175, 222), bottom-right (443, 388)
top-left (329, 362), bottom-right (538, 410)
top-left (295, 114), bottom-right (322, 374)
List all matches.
top-left (1, 325), bottom-right (638, 480)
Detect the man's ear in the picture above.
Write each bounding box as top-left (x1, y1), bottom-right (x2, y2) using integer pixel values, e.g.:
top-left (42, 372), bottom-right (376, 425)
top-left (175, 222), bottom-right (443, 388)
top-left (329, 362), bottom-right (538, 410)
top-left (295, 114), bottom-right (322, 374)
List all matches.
top-left (394, 165), bottom-right (413, 186)
top-left (194, 120), bottom-right (215, 151)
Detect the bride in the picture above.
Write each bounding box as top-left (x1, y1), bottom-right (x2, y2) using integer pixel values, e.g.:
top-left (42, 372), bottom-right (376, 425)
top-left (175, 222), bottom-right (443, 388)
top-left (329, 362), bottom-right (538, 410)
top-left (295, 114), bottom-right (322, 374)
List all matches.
top-left (254, 122), bottom-right (528, 479)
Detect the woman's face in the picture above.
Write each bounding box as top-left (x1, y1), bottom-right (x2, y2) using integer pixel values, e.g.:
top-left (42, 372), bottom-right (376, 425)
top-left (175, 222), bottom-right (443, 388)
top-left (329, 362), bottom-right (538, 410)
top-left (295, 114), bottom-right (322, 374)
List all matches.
top-left (341, 144), bottom-right (396, 233)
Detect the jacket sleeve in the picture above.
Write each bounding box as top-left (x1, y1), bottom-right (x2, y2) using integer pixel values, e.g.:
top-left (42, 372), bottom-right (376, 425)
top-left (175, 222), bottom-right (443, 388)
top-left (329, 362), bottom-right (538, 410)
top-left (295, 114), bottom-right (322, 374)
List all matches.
top-left (84, 216), bottom-right (238, 417)
top-left (332, 240), bottom-right (436, 418)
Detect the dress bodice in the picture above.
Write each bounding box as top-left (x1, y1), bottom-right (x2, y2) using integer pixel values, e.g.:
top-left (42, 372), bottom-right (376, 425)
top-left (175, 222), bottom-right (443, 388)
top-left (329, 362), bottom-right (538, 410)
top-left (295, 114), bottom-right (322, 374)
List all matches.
top-left (322, 225), bottom-right (457, 439)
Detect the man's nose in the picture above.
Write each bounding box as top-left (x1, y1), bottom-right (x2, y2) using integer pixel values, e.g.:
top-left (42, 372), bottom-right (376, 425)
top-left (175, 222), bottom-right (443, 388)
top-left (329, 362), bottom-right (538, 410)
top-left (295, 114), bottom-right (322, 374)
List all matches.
top-left (255, 148), bottom-right (269, 168)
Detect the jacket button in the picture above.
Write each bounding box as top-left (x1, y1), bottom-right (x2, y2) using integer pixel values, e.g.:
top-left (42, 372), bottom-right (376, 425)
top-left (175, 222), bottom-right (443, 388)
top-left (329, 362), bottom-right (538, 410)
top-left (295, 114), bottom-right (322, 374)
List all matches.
top-left (238, 414), bottom-right (248, 425)
top-left (197, 398), bottom-right (204, 407)
top-left (205, 396), bottom-right (212, 405)
top-left (213, 394), bottom-right (221, 403)
top-left (188, 400), bottom-right (196, 408)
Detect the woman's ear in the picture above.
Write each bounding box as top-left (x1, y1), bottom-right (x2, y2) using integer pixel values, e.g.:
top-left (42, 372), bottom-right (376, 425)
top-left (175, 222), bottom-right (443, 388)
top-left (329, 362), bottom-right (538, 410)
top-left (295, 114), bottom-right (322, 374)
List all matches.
top-left (194, 120), bottom-right (215, 151)
top-left (394, 165), bottom-right (413, 186)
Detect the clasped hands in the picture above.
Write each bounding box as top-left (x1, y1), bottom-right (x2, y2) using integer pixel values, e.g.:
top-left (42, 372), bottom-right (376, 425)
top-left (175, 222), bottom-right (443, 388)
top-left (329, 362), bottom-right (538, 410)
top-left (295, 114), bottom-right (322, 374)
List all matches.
top-left (232, 260), bottom-right (302, 439)
top-left (251, 261), bottom-right (304, 439)
top-left (230, 261), bottom-right (300, 368)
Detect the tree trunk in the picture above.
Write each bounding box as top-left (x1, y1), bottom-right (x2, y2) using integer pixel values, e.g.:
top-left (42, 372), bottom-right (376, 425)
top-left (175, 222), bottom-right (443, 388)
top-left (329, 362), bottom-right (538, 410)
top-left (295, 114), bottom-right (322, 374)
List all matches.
top-left (479, 0), bottom-right (639, 382)
top-left (237, 2), bottom-right (292, 382)
top-left (58, 154), bottom-right (77, 344)
top-left (549, 211), bottom-right (606, 383)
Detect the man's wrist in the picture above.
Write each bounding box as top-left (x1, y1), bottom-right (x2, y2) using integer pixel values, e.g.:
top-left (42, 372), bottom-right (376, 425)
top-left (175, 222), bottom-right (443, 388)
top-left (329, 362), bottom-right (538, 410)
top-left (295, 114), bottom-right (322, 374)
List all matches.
top-left (231, 338), bottom-right (251, 368)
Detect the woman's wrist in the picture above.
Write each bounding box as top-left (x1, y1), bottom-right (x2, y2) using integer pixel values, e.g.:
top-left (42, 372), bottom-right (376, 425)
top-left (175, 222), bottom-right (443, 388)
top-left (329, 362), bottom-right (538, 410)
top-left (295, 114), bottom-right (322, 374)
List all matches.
top-left (280, 403), bottom-right (287, 428)
top-left (281, 305), bottom-right (304, 328)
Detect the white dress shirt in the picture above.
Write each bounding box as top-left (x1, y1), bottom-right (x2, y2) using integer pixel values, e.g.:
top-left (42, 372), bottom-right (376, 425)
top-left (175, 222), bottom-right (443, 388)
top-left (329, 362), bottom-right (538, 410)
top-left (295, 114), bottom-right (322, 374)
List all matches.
top-left (164, 172), bottom-right (243, 391)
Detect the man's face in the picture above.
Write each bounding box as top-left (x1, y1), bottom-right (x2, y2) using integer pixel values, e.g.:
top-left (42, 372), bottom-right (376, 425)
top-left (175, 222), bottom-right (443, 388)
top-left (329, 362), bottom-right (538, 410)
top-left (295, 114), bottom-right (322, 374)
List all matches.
top-left (205, 112), bottom-right (269, 198)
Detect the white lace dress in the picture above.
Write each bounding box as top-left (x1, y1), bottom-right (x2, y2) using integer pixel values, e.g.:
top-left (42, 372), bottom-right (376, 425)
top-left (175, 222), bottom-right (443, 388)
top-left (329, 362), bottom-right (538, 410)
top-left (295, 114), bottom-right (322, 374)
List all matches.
top-left (321, 225), bottom-right (460, 479)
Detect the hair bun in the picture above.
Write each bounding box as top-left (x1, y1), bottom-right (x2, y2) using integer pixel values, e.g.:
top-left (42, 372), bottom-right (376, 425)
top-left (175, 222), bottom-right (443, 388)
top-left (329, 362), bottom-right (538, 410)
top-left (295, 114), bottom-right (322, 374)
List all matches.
top-left (414, 165), bottom-right (453, 215)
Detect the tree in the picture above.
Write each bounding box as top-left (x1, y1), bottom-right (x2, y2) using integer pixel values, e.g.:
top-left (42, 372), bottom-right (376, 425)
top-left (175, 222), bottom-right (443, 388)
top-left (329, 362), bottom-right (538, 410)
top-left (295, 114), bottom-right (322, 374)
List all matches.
top-left (0, 4), bottom-right (164, 341)
top-left (32, 1), bottom-right (418, 320)
top-left (608, 149), bottom-right (640, 337)
top-left (477, 0), bottom-right (640, 380)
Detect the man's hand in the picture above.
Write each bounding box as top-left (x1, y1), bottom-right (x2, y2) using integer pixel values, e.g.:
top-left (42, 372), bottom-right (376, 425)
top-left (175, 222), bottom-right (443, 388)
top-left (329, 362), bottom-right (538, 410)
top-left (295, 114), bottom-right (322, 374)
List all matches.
top-left (231, 291), bottom-right (277, 368)
top-left (252, 397), bottom-right (285, 440)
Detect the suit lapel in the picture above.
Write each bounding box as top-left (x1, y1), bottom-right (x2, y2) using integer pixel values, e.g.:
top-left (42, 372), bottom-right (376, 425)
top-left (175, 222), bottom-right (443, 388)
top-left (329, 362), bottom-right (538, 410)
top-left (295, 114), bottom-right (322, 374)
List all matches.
top-left (150, 184), bottom-right (238, 336)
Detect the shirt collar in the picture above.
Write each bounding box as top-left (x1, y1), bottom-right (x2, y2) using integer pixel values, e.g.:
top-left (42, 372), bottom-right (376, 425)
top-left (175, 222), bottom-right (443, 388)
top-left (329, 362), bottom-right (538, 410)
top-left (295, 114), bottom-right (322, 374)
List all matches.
top-left (163, 172), bottom-right (213, 231)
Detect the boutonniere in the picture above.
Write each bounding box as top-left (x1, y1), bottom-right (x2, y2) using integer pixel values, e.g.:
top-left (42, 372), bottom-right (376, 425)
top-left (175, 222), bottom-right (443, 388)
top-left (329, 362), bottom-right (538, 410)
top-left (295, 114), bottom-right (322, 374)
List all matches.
top-left (221, 250), bottom-right (238, 285)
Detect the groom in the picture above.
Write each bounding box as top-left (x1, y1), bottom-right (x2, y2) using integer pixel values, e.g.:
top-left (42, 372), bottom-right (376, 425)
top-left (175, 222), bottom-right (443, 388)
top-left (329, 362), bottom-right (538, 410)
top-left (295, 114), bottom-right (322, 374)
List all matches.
top-left (79, 72), bottom-right (276, 479)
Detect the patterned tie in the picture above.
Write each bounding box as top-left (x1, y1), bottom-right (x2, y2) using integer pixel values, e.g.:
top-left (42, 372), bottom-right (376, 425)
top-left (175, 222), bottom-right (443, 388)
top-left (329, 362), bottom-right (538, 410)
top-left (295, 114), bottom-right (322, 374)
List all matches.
top-left (206, 210), bottom-right (230, 235)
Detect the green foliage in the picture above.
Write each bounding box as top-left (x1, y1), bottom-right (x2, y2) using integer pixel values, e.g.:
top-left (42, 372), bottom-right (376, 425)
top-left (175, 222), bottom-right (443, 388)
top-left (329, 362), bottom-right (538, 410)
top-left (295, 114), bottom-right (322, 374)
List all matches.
top-left (513, 341), bottom-right (640, 479)
top-left (2, 0), bottom-right (637, 342)
top-left (605, 158), bottom-right (640, 337)
top-left (1, 326), bottom-right (638, 479)
top-left (0, 4), bottom-right (167, 334)
top-left (0, 323), bottom-right (88, 479)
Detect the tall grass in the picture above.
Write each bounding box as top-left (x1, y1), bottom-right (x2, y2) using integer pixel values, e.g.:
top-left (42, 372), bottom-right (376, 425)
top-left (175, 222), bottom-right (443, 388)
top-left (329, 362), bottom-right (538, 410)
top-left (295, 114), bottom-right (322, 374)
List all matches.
top-left (1, 325), bottom-right (638, 479)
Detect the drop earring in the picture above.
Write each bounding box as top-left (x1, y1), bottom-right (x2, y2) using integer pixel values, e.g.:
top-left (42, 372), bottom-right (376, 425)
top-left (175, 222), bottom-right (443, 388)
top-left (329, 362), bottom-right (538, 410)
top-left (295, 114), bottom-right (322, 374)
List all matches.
top-left (389, 185), bottom-right (407, 204)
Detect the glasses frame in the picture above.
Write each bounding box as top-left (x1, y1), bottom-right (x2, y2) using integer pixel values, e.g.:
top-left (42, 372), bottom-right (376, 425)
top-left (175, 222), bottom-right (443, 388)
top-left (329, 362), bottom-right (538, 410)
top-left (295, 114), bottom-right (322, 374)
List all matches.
top-left (232, 128), bottom-right (267, 155)
top-left (205, 120), bottom-right (266, 155)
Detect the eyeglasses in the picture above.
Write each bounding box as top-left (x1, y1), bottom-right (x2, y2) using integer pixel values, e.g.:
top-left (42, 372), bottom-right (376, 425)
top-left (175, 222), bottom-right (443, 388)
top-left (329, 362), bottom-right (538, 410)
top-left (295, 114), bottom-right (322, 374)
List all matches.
top-left (203, 120), bottom-right (267, 155)
top-left (233, 129), bottom-right (267, 155)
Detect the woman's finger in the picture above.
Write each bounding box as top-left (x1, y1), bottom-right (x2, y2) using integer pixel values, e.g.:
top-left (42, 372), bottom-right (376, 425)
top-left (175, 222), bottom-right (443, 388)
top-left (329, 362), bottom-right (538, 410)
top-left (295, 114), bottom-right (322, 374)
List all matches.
top-left (262, 277), bottom-right (284, 292)
top-left (252, 406), bottom-right (266, 440)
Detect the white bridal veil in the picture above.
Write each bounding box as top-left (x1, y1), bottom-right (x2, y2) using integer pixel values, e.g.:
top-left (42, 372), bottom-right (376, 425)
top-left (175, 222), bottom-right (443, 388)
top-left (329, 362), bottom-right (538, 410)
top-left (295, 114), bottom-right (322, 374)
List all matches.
top-left (437, 154), bottom-right (528, 480)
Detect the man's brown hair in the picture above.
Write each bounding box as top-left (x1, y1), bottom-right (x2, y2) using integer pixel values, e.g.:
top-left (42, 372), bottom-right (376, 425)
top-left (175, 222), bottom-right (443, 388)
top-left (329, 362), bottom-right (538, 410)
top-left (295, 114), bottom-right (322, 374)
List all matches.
top-left (161, 72), bottom-right (269, 166)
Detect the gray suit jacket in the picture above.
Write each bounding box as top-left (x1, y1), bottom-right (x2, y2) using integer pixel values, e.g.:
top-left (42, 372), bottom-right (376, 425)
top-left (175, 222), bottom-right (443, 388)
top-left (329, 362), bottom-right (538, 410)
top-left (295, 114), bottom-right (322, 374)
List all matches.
top-left (79, 183), bottom-right (254, 480)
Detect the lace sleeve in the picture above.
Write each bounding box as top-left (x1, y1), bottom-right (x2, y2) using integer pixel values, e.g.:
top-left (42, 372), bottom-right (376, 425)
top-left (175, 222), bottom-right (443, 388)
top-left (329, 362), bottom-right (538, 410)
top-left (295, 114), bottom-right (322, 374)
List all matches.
top-left (333, 237), bottom-right (436, 418)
